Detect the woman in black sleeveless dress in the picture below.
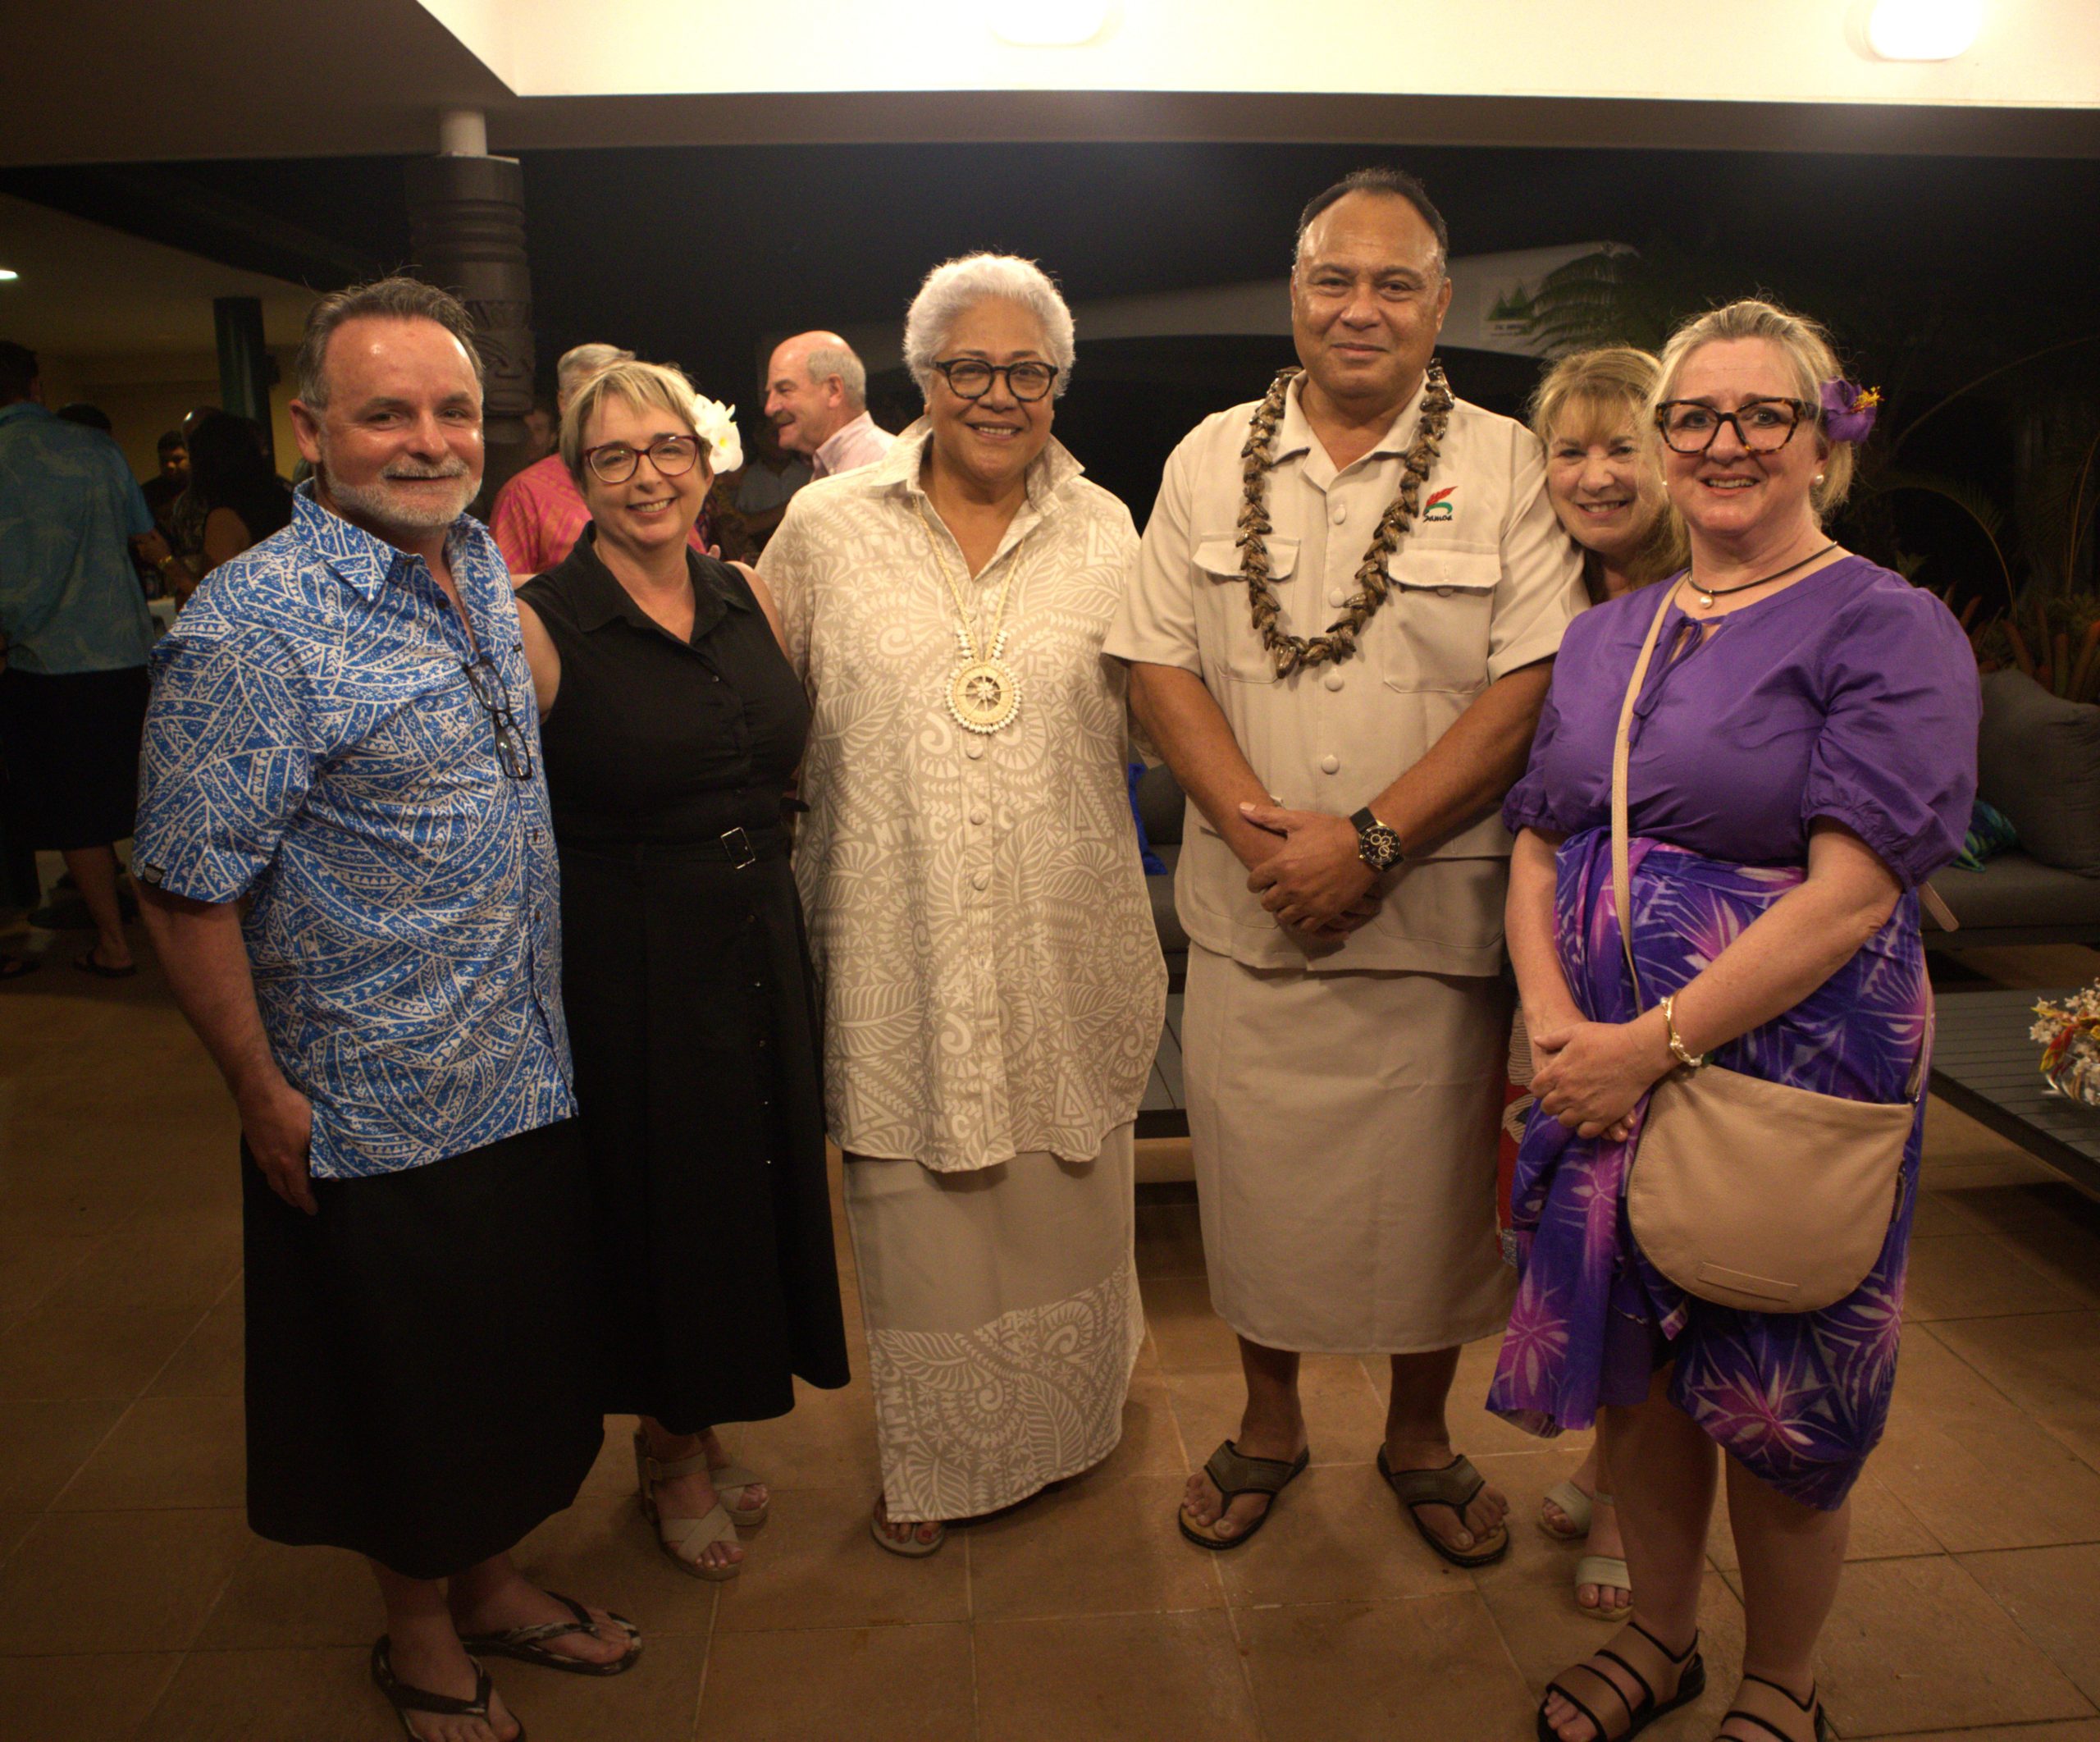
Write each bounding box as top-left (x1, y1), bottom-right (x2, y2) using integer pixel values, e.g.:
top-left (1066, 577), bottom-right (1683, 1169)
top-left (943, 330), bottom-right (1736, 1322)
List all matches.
top-left (515, 361), bottom-right (849, 1581)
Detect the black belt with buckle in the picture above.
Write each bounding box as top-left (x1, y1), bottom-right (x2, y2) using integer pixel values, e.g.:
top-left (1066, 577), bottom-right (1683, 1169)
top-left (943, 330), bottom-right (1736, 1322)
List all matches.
top-left (719, 826), bottom-right (759, 871)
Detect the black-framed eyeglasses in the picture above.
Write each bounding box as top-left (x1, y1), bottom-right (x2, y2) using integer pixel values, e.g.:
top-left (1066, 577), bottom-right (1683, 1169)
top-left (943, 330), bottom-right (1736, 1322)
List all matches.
top-left (460, 656), bottom-right (534, 781)
top-left (929, 359), bottom-right (1060, 402)
top-left (580, 434), bottom-right (701, 485)
top-left (1654, 397), bottom-right (1815, 455)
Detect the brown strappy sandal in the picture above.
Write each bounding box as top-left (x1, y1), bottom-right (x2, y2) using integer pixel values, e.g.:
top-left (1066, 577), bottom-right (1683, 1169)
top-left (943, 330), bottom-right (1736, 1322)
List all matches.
top-left (1178, 1439), bottom-right (1310, 1550)
top-left (1718, 1674), bottom-right (1831, 1742)
top-left (1377, 1447), bottom-right (1510, 1567)
top-left (1536, 1619), bottom-right (1705, 1742)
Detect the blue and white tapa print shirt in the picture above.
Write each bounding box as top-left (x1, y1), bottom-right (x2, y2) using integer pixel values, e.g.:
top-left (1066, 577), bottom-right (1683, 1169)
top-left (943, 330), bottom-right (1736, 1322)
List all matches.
top-left (135, 485), bottom-right (575, 1180)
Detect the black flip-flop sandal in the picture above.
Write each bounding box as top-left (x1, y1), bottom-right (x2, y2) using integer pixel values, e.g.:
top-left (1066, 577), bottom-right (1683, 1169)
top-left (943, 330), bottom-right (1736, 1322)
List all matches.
top-left (0, 954), bottom-right (38, 980)
top-left (75, 949), bottom-right (138, 979)
top-left (371, 1636), bottom-right (524, 1741)
top-left (1377, 1447), bottom-right (1510, 1567)
top-left (1720, 1673), bottom-right (1832, 1742)
top-left (1536, 1620), bottom-right (1705, 1742)
top-left (456, 1590), bottom-right (641, 1676)
top-left (1178, 1438), bottom-right (1310, 1551)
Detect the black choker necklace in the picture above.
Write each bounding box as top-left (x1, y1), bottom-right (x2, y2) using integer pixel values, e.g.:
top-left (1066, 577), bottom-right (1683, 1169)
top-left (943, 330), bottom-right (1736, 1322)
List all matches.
top-left (1687, 543), bottom-right (1837, 606)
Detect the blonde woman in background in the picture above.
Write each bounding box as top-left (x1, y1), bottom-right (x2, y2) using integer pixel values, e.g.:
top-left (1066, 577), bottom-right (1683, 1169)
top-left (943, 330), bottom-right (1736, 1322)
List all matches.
top-left (1518, 345), bottom-right (1682, 1620)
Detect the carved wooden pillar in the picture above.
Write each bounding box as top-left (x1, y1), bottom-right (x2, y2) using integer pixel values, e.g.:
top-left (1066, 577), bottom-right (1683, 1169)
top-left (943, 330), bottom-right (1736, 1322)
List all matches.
top-left (404, 124), bottom-right (535, 517)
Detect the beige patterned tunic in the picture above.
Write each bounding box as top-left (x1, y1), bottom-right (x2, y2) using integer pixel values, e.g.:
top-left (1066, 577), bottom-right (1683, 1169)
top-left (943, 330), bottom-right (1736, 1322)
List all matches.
top-left (763, 423), bottom-right (1166, 1173)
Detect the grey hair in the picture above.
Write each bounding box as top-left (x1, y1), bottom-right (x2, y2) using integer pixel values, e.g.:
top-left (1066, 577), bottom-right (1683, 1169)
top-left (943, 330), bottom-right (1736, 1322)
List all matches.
top-left (294, 276), bottom-right (482, 409)
top-left (902, 254), bottom-right (1076, 400)
top-left (801, 342), bottom-right (868, 413)
top-left (556, 342), bottom-right (636, 405)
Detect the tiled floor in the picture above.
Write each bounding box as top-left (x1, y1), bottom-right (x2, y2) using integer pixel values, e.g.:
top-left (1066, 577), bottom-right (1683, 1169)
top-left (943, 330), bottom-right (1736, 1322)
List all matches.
top-left (5, 926), bottom-right (2100, 1740)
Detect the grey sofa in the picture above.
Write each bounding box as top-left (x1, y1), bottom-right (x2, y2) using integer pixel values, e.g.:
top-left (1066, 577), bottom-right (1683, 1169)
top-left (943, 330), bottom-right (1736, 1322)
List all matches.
top-left (1924, 670), bottom-right (2100, 949)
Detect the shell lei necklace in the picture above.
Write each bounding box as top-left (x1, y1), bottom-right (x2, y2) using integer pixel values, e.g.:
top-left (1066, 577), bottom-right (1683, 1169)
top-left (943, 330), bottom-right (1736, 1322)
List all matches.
top-left (923, 514), bottom-right (1029, 734)
top-left (1237, 361), bottom-right (1455, 676)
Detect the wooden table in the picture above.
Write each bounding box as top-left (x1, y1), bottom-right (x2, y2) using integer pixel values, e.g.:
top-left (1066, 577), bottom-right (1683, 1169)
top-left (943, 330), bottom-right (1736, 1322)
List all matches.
top-left (1930, 987), bottom-right (2100, 1199)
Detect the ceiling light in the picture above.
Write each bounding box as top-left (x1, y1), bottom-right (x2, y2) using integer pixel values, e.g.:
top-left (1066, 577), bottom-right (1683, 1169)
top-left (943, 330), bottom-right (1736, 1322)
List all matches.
top-left (990, 0), bottom-right (1114, 48)
top-left (1865, 0), bottom-right (1985, 60)
top-left (0, 269), bottom-right (18, 282)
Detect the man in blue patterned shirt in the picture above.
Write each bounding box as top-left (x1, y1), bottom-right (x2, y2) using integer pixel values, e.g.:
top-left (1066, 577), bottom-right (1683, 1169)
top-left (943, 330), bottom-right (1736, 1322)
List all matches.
top-left (136, 279), bottom-right (638, 1742)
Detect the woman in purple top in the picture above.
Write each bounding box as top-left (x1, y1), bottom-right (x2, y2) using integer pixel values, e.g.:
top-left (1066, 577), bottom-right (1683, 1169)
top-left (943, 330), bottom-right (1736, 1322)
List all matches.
top-left (1494, 301), bottom-right (1978, 1742)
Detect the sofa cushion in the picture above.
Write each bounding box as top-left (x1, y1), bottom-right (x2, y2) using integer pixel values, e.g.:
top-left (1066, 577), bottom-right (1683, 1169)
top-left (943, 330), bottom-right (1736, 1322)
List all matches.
top-left (1978, 670), bottom-right (2100, 876)
top-left (1925, 849), bottom-right (2100, 932)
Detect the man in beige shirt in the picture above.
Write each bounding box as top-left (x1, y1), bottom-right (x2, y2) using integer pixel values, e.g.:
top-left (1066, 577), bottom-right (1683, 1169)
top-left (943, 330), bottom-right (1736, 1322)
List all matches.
top-left (764, 331), bottom-right (897, 480)
top-left (1105, 169), bottom-right (1583, 1563)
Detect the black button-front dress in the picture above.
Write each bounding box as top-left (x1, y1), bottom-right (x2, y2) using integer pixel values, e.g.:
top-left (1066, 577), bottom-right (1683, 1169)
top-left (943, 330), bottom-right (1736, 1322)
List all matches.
top-left (520, 529), bottom-right (850, 1433)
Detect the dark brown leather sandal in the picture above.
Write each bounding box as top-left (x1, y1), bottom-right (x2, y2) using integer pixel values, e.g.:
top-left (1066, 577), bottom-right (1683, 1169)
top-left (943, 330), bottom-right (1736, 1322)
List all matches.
top-left (1377, 1447), bottom-right (1511, 1567)
top-left (1177, 1438), bottom-right (1310, 1550)
top-left (1719, 1673), bottom-right (1831, 1742)
top-left (455, 1591), bottom-right (641, 1676)
top-left (1536, 1619), bottom-right (1705, 1742)
top-left (371, 1636), bottom-right (524, 1741)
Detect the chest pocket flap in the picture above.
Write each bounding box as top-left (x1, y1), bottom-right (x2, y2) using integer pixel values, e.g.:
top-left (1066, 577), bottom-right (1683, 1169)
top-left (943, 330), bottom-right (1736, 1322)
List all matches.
top-left (1194, 536), bottom-right (1297, 583)
top-left (1378, 548), bottom-right (1502, 693)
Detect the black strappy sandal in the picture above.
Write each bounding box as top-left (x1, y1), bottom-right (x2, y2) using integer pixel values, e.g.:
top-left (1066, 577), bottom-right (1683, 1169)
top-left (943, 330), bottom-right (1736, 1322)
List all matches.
top-left (371, 1636), bottom-right (523, 1741)
top-left (1719, 1674), bottom-right (1831, 1742)
top-left (1177, 1439), bottom-right (1310, 1550)
top-left (455, 1590), bottom-right (641, 1676)
top-left (1536, 1619), bottom-right (1705, 1742)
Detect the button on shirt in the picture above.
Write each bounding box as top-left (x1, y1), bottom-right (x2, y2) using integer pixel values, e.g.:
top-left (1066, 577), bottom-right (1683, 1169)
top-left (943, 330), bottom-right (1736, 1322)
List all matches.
top-left (763, 423), bottom-right (1166, 1172)
top-left (134, 486), bottom-right (574, 1179)
top-left (0, 402), bottom-right (155, 674)
top-left (1104, 373), bottom-right (1585, 976)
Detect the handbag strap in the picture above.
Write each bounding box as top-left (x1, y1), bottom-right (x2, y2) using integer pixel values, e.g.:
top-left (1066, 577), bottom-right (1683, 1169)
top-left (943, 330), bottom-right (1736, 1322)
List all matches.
top-left (1609, 584), bottom-right (1683, 1011)
top-left (1608, 579), bottom-right (1937, 1100)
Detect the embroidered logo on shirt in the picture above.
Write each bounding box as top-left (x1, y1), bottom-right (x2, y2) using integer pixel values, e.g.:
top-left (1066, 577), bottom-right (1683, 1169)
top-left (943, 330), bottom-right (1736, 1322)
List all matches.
top-left (1422, 486), bottom-right (1457, 523)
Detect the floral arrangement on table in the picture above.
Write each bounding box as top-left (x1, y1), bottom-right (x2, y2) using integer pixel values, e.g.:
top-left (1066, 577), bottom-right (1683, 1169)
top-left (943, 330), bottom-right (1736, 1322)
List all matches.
top-left (2032, 981), bottom-right (2100, 1108)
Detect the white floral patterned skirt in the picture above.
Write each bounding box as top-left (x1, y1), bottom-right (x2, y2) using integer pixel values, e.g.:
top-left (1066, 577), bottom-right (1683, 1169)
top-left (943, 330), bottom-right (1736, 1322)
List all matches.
top-left (842, 1126), bottom-right (1142, 1524)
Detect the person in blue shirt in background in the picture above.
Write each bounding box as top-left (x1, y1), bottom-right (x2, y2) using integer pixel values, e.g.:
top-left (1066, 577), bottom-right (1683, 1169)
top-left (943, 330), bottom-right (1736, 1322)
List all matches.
top-left (0, 340), bottom-right (159, 978)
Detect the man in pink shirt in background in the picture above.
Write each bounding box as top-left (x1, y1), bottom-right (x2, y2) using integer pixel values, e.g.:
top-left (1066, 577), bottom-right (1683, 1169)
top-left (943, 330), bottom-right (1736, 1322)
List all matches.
top-left (764, 331), bottom-right (895, 480)
top-left (491, 341), bottom-right (713, 581)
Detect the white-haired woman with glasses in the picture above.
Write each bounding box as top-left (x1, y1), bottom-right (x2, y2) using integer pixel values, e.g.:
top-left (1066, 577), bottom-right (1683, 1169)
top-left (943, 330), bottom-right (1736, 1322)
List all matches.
top-left (761, 254), bottom-right (1166, 1555)
top-left (514, 359), bottom-right (851, 1581)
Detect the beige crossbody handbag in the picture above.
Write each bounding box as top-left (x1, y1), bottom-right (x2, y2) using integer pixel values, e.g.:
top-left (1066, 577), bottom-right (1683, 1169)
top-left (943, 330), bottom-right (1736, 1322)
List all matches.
top-left (1611, 584), bottom-right (1926, 1315)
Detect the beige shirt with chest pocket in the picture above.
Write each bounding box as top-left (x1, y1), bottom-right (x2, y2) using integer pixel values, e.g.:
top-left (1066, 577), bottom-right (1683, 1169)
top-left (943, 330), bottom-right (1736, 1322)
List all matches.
top-left (1105, 371), bottom-right (1585, 977)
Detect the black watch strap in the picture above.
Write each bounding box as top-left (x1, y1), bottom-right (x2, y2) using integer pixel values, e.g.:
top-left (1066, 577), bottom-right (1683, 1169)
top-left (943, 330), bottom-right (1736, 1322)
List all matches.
top-left (1352, 807), bottom-right (1406, 872)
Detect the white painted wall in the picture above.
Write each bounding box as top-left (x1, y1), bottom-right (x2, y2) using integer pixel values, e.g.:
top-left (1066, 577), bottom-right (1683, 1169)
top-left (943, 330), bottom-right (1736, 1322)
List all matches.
top-left (418, 0), bottom-right (2100, 109)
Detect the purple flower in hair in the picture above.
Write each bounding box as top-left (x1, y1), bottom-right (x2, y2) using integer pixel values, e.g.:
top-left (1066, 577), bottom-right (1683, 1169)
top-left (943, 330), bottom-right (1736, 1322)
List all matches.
top-left (1819, 379), bottom-right (1881, 444)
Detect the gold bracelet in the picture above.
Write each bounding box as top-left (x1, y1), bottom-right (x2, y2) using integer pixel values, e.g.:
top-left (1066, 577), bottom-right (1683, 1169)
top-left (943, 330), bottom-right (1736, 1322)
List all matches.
top-left (1659, 994), bottom-right (1705, 1069)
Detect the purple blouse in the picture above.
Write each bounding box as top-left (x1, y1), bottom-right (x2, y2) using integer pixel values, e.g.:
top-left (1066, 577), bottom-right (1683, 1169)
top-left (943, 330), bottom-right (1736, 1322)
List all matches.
top-left (1504, 556), bottom-right (1979, 886)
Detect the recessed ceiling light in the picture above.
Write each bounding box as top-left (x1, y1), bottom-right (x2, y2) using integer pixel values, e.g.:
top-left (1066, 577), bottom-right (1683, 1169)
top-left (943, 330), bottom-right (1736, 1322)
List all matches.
top-left (0, 269), bottom-right (18, 282)
top-left (991, 0), bottom-right (1114, 48)
top-left (1866, 0), bottom-right (1985, 60)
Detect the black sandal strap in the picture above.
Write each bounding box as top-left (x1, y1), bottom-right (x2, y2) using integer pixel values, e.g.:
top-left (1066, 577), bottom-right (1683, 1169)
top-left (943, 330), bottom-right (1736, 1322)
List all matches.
top-left (1593, 1648), bottom-right (1656, 1714)
top-left (1552, 1662), bottom-right (1637, 1731)
top-left (370, 1639), bottom-right (492, 1719)
top-left (1544, 1678), bottom-right (1617, 1742)
top-left (1739, 1674), bottom-right (1816, 1709)
top-left (1720, 1712), bottom-right (1799, 1742)
top-left (1626, 1617), bottom-right (1700, 1666)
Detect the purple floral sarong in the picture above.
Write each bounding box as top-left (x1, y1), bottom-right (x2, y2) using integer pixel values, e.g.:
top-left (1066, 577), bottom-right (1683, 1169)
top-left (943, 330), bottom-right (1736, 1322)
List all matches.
top-left (1486, 825), bottom-right (1930, 1511)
